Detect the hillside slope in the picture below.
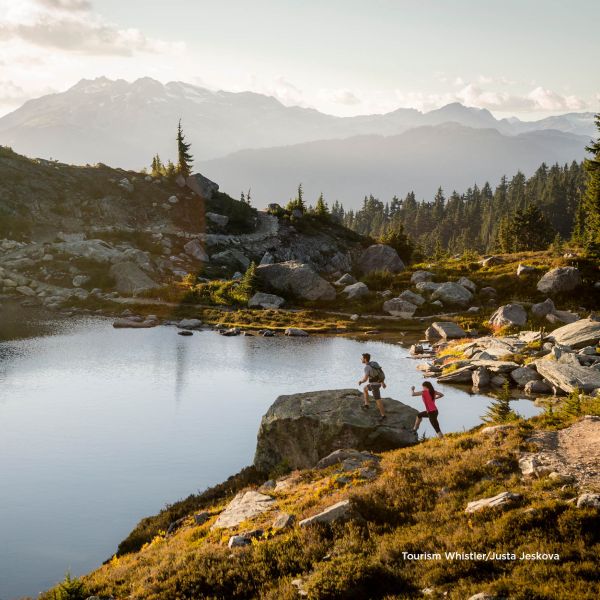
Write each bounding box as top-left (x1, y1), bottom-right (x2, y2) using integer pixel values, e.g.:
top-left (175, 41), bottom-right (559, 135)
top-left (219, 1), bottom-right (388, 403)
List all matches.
top-left (199, 124), bottom-right (588, 207)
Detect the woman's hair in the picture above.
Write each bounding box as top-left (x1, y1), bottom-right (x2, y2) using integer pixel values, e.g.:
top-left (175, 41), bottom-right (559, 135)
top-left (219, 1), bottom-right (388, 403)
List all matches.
top-left (422, 380), bottom-right (436, 396)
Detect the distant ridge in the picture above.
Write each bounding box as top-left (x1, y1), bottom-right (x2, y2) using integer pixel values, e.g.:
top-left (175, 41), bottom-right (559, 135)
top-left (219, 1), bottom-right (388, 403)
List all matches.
top-left (0, 76), bottom-right (595, 173)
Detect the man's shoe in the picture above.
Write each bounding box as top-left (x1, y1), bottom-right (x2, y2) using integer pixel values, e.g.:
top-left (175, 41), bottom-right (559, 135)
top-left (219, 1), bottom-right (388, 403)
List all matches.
top-left (379, 414), bottom-right (387, 421)
top-left (361, 404), bottom-right (369, 410)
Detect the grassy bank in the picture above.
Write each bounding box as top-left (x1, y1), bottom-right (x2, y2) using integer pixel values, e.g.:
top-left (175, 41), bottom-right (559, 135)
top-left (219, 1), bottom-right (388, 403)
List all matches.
top-left (41, 396), bottom-right (600, 600)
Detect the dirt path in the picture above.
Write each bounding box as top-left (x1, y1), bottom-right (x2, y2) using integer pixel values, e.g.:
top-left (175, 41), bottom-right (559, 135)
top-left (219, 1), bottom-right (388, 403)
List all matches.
top-left (524, 416), bottom-right (600, 491)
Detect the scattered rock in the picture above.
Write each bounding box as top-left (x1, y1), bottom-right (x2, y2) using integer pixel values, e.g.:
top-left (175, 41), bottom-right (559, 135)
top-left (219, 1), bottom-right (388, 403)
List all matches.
top-left (253, 389), bottom-right (418, 472)
top-left (472, 366), bottom-right (491, 389)
top-left (531, 298), bottom-right (556, 318)
top-left (177, 318), bottom-right (203, 330)
top-left (489, 304), bottom-right (527, 328)
top-left (212, 491), bottom-right (275, 529)
top-left (342, 282), bottom-right (369, 300)
top-left (272, 513), bottom-right (296, 530)
top-left (178, 330), bottom-right (193, 336)
top-left (398, 289), bottom-right (425, 306)
top-left (248, 292), bottom-right (285, 309)
top-left (415, 281), bottom-right (441, 295)
top-left (524, 380), bottom-right (553, 395)
top-left (537, 266), bottom-right (582, 294)
top-left (465, 492), bottom-right (521, 513)
top-left (481, 256), bottom-right (504, 267)
top-left (382, 298), bottom-right (417, 317)
top-left (109, 261), bottom-right (159, 296)
top-left (546, 310), bottom-right (579, 325)
top-left (72, 275), bottom-right (90, 288)
top-left (479, 286), bottom-right (497, 298)
top-left (457, 276), bottom-right (477, 293)
top-left (357, 244), bottom-right (405, 275)
top-left (184, 239), bottom-right (209, 262)
top-left (299, 500), bottom-right (354, 527)
top-left (431, 321), bottom-right (467, 339)
top-left (211, 248), bottom-right (250, 271)
top-left (257, 261), bottom-right (336, 302)
top-left (228, 534), bottom-right (250, 548)
top-left (410, 270), bottom-right (434, 284)
top-left (316, 448), bottom-right (379, 469)
top-left (112, 317), bottom-right (158, 329)
top-left (285, 327), bottom-right (309, 337)
top-left (576, 493), bottom-right (600, 509)
top-left (334, 273), bottom-right (356, 286)
top-left (517, 264), bottom-right (536, 276)
top-left (510, 366), bottom-right (542, 387)
top-left (431, 282), bottom-right (473, 306)
top-left (206, 212), bottom-right (229, 228)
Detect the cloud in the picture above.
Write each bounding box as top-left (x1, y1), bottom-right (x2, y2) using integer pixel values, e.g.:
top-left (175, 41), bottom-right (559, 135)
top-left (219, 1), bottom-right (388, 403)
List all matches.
top-left (319, 88), bottom-right (361, 106)
top-left (527, 86), bottom-right (585, 111)
top-left (34, 0), bottom-right (91, 10)
top-left (246, 74), bottom-right (308, 107)
top-left (0, 0), bottom-right (183, 56)
top-left (0, 80), bottom-right (29, 104)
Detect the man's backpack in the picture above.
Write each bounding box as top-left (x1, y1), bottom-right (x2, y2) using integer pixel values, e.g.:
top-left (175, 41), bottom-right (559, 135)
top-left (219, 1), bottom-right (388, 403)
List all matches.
top-left (368, 361), bottom-right (385, 383)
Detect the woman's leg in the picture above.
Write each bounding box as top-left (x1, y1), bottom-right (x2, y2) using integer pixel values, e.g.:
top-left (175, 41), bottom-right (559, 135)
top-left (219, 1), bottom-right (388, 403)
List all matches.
top-left (428, 411), bottom-right (443, 437)
top-left (413, 410), bottom-right (427, 431)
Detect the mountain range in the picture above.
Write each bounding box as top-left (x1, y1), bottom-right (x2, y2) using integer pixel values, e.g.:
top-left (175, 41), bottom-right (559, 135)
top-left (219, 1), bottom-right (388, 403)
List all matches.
top-left (0, 77), bottom-right (594, 207)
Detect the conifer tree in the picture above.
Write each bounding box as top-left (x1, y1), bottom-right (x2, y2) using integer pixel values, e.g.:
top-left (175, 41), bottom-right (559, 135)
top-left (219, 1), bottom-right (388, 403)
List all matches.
top-left (176, 119), bottom-right (193, 178)
top-left (314, 193), bottom-right (329, 217)
top-left (581, 113), bottom-right (600, 253)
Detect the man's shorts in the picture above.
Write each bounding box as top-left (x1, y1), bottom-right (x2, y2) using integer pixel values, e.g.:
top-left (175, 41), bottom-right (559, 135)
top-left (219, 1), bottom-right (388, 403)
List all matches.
top-left (367, 383), bottom-right (381, 399)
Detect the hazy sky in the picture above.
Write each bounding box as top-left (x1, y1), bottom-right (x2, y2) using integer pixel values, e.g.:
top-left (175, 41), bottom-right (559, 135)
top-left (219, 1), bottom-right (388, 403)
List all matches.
top-left (0, 0), bottom-right (598, 118)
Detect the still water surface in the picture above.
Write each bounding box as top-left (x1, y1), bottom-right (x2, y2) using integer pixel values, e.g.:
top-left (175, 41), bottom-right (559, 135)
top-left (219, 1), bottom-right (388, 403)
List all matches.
top-left (0, 318), bottom-right (540, 599)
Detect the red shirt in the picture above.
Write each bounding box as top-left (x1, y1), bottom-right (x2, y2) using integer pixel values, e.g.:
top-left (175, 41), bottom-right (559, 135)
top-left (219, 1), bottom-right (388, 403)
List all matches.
top-left (422, 389), bottom-right (437, 412)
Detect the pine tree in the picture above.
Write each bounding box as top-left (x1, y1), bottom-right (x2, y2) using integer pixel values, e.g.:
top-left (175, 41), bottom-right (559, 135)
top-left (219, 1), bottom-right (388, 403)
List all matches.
top-left (246, 189), bottom-right (252, 206)
top-left (286, 183), bottom-right (306, 212)
top-left (239, 261), bottom-right (257, 299)
top-left (176, 119), bottom-right (193, 178)
top-left (581, 113), bottom-right (600, 254)
top-left (314, 193), bottom-right (329, 217)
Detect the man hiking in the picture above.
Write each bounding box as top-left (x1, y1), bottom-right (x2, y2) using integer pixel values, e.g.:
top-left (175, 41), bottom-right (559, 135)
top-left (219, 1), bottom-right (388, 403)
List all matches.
top-left (410, 380), bottom-right (444, 438)
top-left (358, 353), bottom-right (387, 420)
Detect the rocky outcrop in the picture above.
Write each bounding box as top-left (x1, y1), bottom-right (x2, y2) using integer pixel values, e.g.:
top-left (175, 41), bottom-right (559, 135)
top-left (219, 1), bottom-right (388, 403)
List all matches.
top-left (211, 491), bottom-right (275, 529)
top-left (256, 261), bottom-right (336, 302)
top-left (357, 244), bottom-right (405, 275)
top-left (549, 318), bottom-right (600, 349)
top-left (431, 282), bottom-right (473, 306)
top-left (537, 266), bottom-right (582, 294)
top-left (535, 359), bottom-right (600, 394)
top-left (109, 261), bottom-right (159, 296)
top-left (253, 389), bottom-right (418, 472)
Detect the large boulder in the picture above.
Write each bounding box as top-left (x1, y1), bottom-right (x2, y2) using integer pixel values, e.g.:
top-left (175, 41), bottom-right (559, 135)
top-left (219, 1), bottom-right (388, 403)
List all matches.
top-left (335, 273), bottom-right (357, 286)
top-left (357, 244), bottom-right (405, 275)
top-left (457, 277), bottom-right (477, 293)
top-left (382, 298), bottom-right (417, 317)
top-left (108, 262), bottom-right (159, 296)
top-left (549, 318), bottom-right (600, 349)
top-left (206, 212), bottom-right (229, 228)
top-left (431, 282), bottom-right (473, 306)
top-left (489, 304), bottom-right (527, 328)
top-left (53, 239), bottom-right (122, 263)
top-left (253, 389), bottom-right (418, 472)
top-left (537, 267), bottom-right (582, 294)
top-left (186, 173), bottom-right (219, 199)
top-left (510, 366), bottom-right (542, 388)
top-left (256, 261), bottom-right (336, 302)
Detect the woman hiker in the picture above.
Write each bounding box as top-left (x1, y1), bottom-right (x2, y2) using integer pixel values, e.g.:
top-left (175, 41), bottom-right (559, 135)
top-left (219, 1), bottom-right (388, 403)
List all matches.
top-left (411, 380), bottom-right (444, 438)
